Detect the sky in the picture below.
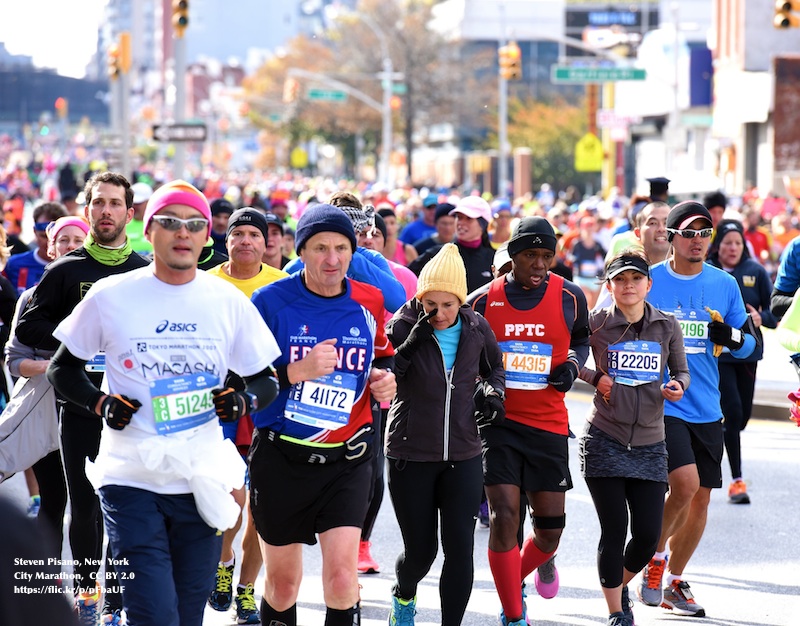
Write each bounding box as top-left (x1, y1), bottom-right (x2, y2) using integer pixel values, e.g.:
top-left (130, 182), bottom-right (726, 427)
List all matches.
top-left (0, 0), bottom-right (106, 78)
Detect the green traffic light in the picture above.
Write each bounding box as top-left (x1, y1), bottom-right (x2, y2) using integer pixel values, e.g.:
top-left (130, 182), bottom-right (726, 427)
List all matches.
top-left (40, 125), bottom-right (50, 136)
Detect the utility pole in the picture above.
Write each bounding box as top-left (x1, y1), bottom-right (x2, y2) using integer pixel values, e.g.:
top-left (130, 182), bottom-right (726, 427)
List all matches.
top-left (172, 1), bottom-right (190, 179)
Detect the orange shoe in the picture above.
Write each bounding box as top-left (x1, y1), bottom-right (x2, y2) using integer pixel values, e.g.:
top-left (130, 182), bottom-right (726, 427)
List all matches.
top-left (357, 540), bottom-right (380, 574)
top-left (728, 479), bottom-right (750, 504)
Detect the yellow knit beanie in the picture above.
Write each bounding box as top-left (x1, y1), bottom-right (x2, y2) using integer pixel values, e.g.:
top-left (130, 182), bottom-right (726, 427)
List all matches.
top-left (415, 243), bottom-right (468, 304)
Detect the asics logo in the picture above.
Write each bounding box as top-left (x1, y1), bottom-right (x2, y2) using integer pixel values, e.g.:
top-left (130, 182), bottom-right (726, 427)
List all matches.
top-left (155, 320), bottom-right (198, 333)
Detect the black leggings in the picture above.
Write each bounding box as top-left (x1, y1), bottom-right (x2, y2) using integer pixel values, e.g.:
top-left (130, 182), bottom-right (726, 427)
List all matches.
top-left (388, 455), bottom-right (483, 626)
top-left (361, 405), bottom-right (386, 541)
top-left (61, 408), bottom-right (121, 608)
top-left (718, 361), bottom-right (757, 479)
top-left (585, 476), bottom-right (666, 588)
top-left (32, 449), bottom-right (67, 550)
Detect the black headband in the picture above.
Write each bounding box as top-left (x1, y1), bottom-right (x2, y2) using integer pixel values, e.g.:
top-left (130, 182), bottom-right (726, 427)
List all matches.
top-left (605, 255), bottom-right (650, 280)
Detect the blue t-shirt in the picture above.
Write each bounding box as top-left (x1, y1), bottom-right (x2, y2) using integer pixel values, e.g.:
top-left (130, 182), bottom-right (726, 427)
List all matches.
top-left (647, 260), bottom-right (755, 423)
top-left (775, 236), bottom-right (800, 294)
top-left (250, 273), bottom-right (389, 442)
top-left (399, 220), bottom-right (436, 246)
top-left (4, 250), bottom-right (48, 294)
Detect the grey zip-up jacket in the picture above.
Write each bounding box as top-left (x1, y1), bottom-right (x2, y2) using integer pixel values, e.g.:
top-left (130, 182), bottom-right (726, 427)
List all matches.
top-left (386, 299), bottom-right (504, 462)
top-left (579, 301), bottom-right (690, 447)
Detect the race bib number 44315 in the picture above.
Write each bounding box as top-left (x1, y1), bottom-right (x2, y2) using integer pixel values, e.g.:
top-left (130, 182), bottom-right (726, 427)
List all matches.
top-left (500, 341), bottom-right (552, 390)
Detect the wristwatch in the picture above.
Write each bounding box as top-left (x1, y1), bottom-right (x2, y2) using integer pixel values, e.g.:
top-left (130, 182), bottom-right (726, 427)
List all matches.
top-left (247, 392), bottom-right (259, 412)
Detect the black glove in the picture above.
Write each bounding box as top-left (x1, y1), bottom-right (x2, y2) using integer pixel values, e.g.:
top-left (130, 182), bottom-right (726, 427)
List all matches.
top-left (708, 320), bottom-right (745, 351)
top-left (396, 308), bottom-right (437, 359)
top-left (474, 381), bottom-right (505, 429)
top-left (548, 360), bottom-right (579, 393)
top-left (100, 394), bottom-right (141, 431)
top-left (211, 388), bottom-right (256, 423)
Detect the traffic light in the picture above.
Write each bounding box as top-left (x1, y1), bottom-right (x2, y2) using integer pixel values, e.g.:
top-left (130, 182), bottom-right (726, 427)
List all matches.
top-left (54, 97), bottom-right (68, 119)
top-left (775, 0), bottom-right (800, 27)
top-left (499, 41), bottom-right (522, 81)
top-left (108, 44), bottom-right (120, 81)
top-left (283, 77), bottom-right (300, 104)
top-left (118, 32), bottom-right (131, 73)
top-left (173, 0), bottom-right (189, 38)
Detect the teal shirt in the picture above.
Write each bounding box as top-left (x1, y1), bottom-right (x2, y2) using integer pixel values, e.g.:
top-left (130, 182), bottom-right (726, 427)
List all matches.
top-left (434, 316), bottom-right (462, 372)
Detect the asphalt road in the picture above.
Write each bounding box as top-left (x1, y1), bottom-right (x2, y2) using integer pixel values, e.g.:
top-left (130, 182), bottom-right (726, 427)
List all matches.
top-left (3, 389), bottom-right (799, 626)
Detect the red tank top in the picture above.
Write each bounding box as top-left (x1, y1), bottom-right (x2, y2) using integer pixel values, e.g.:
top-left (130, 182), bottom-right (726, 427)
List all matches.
top-left (484, 274), bottom-right (570, 435)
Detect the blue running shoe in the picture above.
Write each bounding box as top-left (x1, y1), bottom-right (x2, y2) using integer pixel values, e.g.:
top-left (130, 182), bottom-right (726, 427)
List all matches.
top-left (388, 595), bottom-right (416, 626)
top-left (208, 561), bottom-right (235, 611)
top-left (76, 588), bottom-right (101, 626)
top-left (101, 609), bottom-right (124, 625)
top-left (235, 583), bottom-right (261, 624)
top-left (27, 495), bottom-right (41, 518)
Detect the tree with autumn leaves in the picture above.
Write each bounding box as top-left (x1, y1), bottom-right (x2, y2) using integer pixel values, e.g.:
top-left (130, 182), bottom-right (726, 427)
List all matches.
top-left (242, 0), bottom-right (590, 190)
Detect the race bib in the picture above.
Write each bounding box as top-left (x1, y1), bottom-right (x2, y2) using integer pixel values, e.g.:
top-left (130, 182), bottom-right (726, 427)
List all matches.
top-left (607, 340), bottom-right (662, 386)
top-left (150, 372), bottom-right (219, 435)
top-left (85, 353), bottom-right (106, 373)
top-left (500, 341), bottom-right (552, 390)
top-left (671, 309), bottom-right (711, 354)
top-left (284, 372), bottom-right (358, 431)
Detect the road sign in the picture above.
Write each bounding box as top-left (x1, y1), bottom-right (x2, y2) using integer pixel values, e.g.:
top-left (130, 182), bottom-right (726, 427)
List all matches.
top-left (551, 66), bottom-right (646, 84)
top-left (306, 88), bottom-right (347, 102)
top-left (596, 109), bottom-right (642, 129)
top-left (574, 132), bottom-right (603, 172)
top-left (152, 123), bottom-right (207, 142)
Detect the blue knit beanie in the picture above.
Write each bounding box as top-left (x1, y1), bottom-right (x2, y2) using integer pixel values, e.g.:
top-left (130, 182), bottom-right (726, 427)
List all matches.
top-left (295, 203), bottom-right (357, 253)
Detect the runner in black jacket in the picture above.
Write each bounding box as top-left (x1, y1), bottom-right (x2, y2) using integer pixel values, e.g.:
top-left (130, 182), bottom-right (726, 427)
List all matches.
top-left (16, 172), bottom-right (149, 625)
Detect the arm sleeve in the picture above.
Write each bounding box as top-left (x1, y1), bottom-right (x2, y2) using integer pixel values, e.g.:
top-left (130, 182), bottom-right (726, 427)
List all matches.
top-left (757, 266), bottom-right (778, 330)
top-left (771, 288), bottom-right (794, 319)
top-left (242, 366), bottom-right (279, 411)
top-left (348, 249), bottom-right (406, 313)
top-left (565, 281), bottom-right (591, 369)
top-left (46, 344), bottom-right (103, 414)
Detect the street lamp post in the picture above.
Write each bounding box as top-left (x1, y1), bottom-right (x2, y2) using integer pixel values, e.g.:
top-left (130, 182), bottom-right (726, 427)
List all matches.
top-left (356, 13), bottom-right (393, 188)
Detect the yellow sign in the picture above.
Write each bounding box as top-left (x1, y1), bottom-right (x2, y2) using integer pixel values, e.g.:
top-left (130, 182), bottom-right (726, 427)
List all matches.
top-left (574, 133), bottom-right (603, 172)
top-left (290, 147), bottom-right (308, 169)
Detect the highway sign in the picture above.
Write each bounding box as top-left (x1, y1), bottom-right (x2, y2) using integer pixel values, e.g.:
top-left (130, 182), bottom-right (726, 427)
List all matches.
top-left (306, 88), bottom-right (347, 102)
top-left (551, 66), bottom-right (646, 84)
top-left (152, 123), bottom-right (207, 142)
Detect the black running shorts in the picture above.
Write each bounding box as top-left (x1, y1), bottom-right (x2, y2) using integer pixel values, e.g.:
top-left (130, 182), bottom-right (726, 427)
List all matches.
top-left (248, 429), bottom-right (374, 546)
top-left (664, 416), bottom-right (723, 489)
top-left (481, 419), bottom-right (573, 492)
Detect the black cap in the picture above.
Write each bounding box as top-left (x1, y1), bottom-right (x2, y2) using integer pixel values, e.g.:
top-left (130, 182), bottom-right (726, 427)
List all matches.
top-left (264, 212), bottom-right (285, 234)
top-left (646, 176), bottom-right (670, 197)
top-left (605, 254), bottom-right (650, 280)
top-left (507, 216), bottom-right (558, 256)
top-left (666, 201), bottom-right (713, 240)
top-left (227, 207), bottom-right (269, 241)
top-left (211, 198), bottom-right (235, 217)
top-left (373, 213), bottom-right (388, 241)
top-left (434, 203), bottom-right (455, 222)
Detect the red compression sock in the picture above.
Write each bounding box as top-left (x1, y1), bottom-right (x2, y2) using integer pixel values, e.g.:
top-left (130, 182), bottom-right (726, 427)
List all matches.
top-left (488, 547), bottom-right (523, 620)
